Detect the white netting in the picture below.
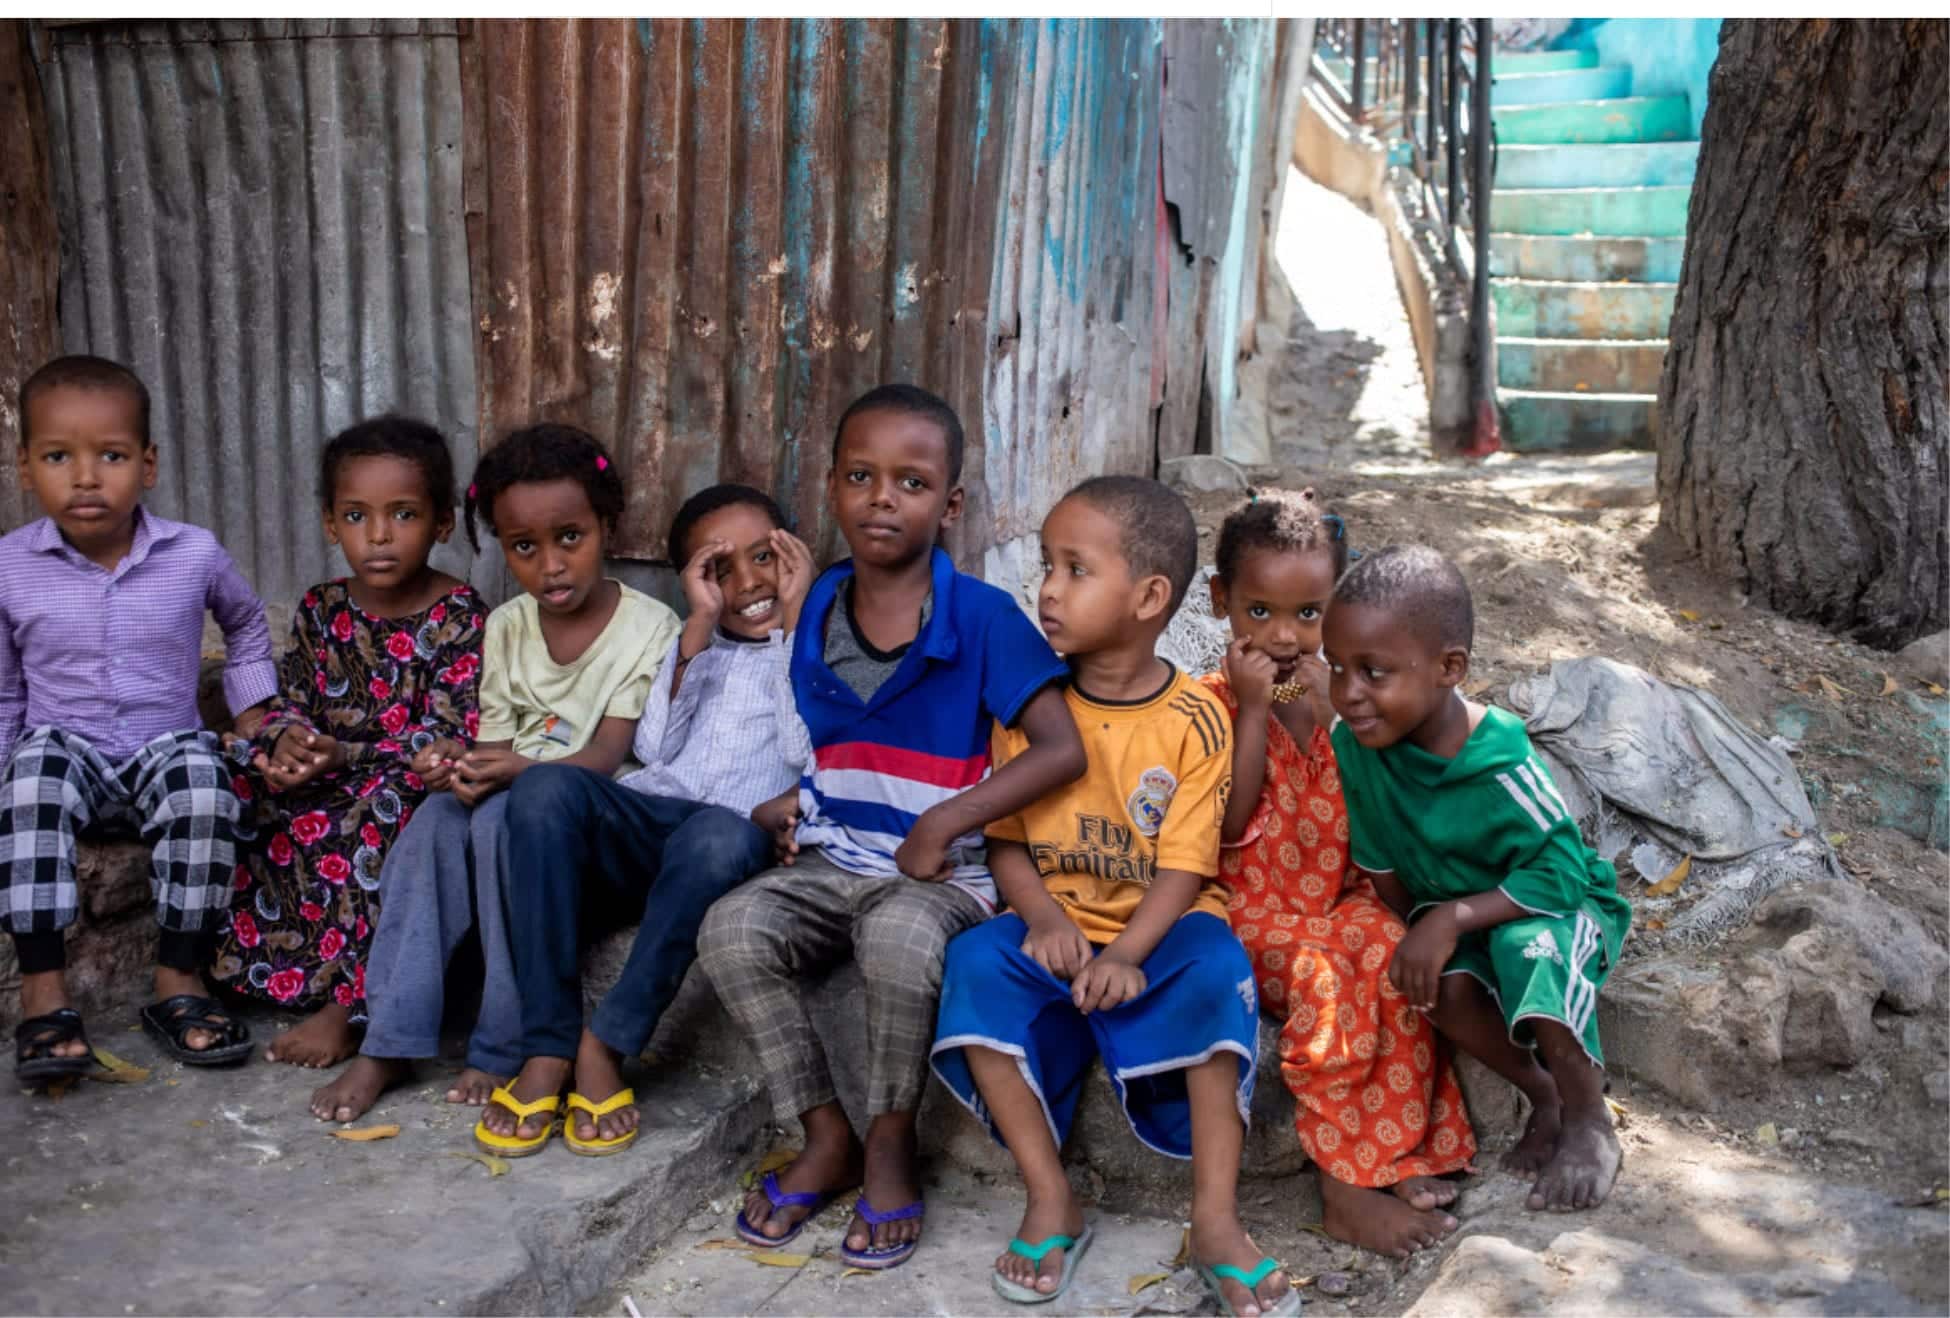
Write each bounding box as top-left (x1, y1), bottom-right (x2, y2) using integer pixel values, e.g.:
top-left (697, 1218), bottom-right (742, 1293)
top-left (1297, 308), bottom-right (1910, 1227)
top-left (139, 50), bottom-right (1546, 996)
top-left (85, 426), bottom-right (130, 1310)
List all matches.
top-left (1157, 566), bottom-right (1235, 678)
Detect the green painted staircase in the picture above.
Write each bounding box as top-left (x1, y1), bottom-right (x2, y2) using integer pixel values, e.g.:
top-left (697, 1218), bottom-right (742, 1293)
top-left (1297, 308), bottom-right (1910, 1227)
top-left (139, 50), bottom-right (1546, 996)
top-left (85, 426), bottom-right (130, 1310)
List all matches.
top-left (1487, 47), bottom-right (1696, 451)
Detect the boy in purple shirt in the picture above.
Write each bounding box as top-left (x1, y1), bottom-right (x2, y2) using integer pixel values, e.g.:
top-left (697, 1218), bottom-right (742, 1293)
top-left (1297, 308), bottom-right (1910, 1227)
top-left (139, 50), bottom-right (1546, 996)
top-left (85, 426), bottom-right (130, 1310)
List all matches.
top-left (2, 355), bottom-right (277, 1085)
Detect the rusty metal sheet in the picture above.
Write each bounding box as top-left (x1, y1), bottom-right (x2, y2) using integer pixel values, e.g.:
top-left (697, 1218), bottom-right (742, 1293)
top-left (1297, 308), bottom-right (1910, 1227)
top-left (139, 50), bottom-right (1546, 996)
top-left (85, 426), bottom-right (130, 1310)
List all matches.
top-left (0, 20), bottom-right (60, 532)
top-left (36, 19), bottom-right (479, 603)
top-left (465, 18), bottom-right (1187, 569)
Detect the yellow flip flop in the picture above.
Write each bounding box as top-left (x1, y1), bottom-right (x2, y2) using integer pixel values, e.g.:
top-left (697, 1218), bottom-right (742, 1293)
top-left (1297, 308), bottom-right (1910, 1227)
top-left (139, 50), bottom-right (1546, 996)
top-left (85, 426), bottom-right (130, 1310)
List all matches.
top-left (562, 1088), bottom-right (639, 1157)
top-left (474, 1085), bottom-right (561, 1157)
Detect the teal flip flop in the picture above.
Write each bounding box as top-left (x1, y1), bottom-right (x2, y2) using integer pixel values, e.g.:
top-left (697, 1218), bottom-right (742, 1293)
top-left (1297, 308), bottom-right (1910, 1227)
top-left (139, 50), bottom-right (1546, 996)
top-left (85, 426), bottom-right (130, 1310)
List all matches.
top-left (1195, 1256), bottom-right (1302, 1316)
top-left (991, 1221), bottom-right (1097, 1305)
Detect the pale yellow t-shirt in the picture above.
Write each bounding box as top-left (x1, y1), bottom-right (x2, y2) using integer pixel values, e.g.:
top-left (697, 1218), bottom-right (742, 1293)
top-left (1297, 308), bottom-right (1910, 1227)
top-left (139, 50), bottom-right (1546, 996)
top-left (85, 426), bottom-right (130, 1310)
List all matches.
top-left (987, 665), bottom-right (1233, 945)
top-left (476, 583), bottom-right (679, 761)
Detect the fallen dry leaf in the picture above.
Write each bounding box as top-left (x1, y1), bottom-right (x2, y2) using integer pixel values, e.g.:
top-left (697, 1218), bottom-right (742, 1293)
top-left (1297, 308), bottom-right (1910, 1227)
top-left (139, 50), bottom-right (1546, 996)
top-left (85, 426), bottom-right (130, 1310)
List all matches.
top-left (1825, 831), bottom-right (1849, 847)
top-left (1676, 609), bottom-right (1701, 623)
top-left (328, 1123), bottom-right (401, 1142)
top-left (1782, 825), bottom-right (1803, 839)
top-left (88, 1047), bottom-right (150, 1085)
top-left (741, 1145), bottom-right (800, 1188)
top-left (1756, 1122), bottom-right (1779, 1146)
top-left (1881, 674), bottom-right (1900, 696)
top-left (450, 1150), bottom-right (509, 1177)
top-left (1129, 1272), bottom-right (1171, 1296)
top-left (1642, 918), bottom-right (1666, 931)
top-left (694, 1239), bottom-right (758, 1253)
top-left (1172, 1226), bottom-right (1193, 1267)
top-left (747, 1252), bottom-right (810, 1269)
top-left (1926, 681), bottom-right (1947, 696)
top-left (189, 1119), bottom-right (207, 1128)
top-left (1644, 854), bottom-right (1691, 898)
top-left (1816, 674), bottom-right (1849, 700)
top-left (840, 1267), bottom-right (876, 1279)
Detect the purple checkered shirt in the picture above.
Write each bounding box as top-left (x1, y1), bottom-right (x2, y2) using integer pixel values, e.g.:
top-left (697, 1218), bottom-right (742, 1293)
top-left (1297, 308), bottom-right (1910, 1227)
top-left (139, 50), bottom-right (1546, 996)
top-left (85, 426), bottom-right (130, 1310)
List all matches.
top-left (0, 509), bottom-right (279, 766)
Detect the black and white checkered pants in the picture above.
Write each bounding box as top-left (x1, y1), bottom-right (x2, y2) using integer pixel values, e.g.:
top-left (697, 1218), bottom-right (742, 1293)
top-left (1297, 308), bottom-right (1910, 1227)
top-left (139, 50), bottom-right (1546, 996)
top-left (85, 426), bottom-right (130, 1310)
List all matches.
top-left (1, 726), bottom-right (239, 936)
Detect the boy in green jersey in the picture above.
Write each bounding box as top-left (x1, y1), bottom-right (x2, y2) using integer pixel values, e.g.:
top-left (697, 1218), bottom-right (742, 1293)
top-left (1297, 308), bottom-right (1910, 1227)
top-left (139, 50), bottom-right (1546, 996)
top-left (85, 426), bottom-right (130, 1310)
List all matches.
top-left (1322, 545), bottom-right (1630, 1213)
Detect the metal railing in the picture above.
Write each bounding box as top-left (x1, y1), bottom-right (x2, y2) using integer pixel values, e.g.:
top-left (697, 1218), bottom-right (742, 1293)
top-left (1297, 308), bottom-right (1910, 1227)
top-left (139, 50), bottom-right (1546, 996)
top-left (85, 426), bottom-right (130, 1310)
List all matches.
top-left (1312, 19), bottom-right (1500, 453)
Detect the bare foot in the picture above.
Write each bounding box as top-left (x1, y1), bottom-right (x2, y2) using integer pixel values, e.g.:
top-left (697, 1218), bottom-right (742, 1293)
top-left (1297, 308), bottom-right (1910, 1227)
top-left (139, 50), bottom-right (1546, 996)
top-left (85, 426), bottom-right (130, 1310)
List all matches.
top-left (1391, 1174), bottom-right (1461, 1212)
top-left (843, 1113), bottom-right (925, 1260)
top-left (993, 1181), bottom-right (1085, 1297)
top-left (1191, 1211), bottom-right (1292, 1316)
top-left (1503, 1098), bottom-right (1563, 1176)
top-left (311, 1055), bottom-right (411, 1122)
top-left (1322, 1172), bottom-right (1458, 1259)
top-left (1528, 1111), bottom-right (1621, 1211)
top-left (19, 971), bottom-right (90, 1060)
top-left (478, 1057), bottom-right (570, 1142)
top-left (266, 1002), bottom-right (359, 1068)
top-left (445, 1066), bottom-right (507, 1106)
top-left (568, 1030), bottom-right (638, 1145)
top-left (742, 1102), bottom-right (863, 1242)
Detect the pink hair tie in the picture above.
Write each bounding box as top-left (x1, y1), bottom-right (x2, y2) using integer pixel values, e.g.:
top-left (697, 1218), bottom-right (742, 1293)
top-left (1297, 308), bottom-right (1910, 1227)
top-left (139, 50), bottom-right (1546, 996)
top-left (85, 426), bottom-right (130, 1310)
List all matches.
top-left (467, 483), bottom-right (477, 499)
top-left (596, 456), bottom-right (609, 471)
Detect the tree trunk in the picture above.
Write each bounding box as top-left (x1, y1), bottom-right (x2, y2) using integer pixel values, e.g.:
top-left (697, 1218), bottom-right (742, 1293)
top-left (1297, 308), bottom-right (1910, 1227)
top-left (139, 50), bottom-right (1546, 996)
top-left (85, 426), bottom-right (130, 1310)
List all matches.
top-left (1658, 19), bottom-right (1948, 649)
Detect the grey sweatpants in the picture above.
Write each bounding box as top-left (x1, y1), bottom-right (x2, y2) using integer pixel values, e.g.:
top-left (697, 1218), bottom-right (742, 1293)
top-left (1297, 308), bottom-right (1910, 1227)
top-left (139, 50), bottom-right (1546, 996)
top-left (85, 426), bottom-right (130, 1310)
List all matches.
top-left (359, 791), bottom-right (523, 1075)
top-left (695, 850), bottom-right (987, 1120)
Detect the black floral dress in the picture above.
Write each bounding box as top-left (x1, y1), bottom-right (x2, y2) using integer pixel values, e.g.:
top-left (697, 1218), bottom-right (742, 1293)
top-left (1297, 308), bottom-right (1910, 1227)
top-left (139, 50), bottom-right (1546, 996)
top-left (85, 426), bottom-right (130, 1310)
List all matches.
top-left (213, 580), bottom-right (484, 1019)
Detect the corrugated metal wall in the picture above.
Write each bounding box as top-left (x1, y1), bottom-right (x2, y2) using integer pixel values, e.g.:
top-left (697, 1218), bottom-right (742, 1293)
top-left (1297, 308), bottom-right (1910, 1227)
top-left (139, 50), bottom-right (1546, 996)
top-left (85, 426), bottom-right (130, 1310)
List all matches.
top-left (463, 17), bottom-right (1175, 568)
top-left (0, 20), bottom-right (60, 532)
top-left (37, 20), bottom-right (480, 602)
top-left (22, 18), bottom-right (1290, 593)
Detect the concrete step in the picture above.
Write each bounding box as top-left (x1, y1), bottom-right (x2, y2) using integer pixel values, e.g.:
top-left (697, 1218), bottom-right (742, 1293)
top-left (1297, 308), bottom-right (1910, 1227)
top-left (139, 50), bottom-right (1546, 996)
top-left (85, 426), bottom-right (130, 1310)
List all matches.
top-left (1498, 336), bottom-right (1668, 394)
top-left (1489, 63), bottom-right (1631, 107)
top-left (1496, 140), bottom-right (1698, 190)
top-left (1490, 233), bottom-right (1686, 282)
top-left (1493, 48), bottom-right (1601, 73)
top-left (1494, 95), bottom-right (1692, 145)
top-left (1491, 184), bottom-right (1692, 237)
top-left (1492, 278), bottom-right (1677, 338)
top-left (1499, 387), bottom-right (1659, 452)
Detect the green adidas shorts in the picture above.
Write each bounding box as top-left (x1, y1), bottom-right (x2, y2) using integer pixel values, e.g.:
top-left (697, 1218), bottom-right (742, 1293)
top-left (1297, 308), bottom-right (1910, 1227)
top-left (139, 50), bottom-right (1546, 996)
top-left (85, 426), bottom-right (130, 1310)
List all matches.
top-left (1445, 908), bottom-right (1617, 1066)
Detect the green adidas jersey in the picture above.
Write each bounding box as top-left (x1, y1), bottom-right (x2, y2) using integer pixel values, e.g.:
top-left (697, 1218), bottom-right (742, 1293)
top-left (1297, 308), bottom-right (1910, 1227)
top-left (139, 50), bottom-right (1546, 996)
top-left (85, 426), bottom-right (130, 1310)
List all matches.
top-left (1330, 705), bottom-right (1632, 958)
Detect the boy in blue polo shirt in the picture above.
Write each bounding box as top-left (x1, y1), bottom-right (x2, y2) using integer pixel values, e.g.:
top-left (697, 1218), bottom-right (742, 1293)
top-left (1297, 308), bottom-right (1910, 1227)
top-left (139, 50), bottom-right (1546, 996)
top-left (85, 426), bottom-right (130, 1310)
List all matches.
top-left (699, 385), bottom-right (1085, 1270)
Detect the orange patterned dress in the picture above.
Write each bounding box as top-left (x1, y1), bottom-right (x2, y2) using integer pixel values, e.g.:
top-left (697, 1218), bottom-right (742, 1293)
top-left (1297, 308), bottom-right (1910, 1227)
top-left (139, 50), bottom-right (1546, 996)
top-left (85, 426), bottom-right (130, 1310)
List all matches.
top-left (1203, 674), bottom-right (1477, 1188)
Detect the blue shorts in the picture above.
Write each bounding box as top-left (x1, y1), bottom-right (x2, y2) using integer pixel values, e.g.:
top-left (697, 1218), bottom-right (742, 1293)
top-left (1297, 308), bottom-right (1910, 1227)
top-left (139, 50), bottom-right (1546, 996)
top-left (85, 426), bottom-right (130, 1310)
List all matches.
top-left (930, 911), bottom-right (1258, 1159)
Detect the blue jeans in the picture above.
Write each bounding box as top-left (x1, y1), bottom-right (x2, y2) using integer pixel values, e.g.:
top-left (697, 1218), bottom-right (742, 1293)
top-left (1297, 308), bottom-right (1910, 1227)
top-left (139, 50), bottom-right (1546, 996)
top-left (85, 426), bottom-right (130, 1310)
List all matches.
top-left (505, 765), bottom-right (773, 1060)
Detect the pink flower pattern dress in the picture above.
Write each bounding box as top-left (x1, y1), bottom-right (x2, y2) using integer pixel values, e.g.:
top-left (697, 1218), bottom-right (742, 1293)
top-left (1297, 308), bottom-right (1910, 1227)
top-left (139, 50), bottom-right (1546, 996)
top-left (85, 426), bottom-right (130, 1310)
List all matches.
top-left (213, 580), bottom-right (483, 1019)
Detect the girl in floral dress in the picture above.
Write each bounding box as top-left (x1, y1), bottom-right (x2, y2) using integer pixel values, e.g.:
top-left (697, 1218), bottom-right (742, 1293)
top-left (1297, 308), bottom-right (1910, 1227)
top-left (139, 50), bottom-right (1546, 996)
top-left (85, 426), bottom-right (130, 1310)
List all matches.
top-left (1201, 489), bottom-right (1478, 1260)
top-left (214, 416), bottom-right (484, 1069)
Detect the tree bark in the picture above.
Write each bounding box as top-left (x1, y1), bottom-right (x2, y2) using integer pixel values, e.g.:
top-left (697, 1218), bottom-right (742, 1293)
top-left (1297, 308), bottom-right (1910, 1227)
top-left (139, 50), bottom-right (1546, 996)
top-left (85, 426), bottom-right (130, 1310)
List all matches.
top-left (1658, 19), bottom-right (1948, 649)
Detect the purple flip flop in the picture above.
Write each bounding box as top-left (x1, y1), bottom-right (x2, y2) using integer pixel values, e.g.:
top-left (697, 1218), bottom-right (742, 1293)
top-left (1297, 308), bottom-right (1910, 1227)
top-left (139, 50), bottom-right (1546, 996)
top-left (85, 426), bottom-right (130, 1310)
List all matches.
top-left (838, 1195), bottom-right (925, 1270)
top-left (734, 1170), bottom-right (840, 1248)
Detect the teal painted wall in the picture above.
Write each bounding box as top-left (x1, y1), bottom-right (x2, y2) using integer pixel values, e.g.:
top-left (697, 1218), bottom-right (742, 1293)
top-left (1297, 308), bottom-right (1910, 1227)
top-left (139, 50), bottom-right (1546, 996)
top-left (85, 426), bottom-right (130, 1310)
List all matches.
top-left (1552, 18), bottom-right (1723, 137)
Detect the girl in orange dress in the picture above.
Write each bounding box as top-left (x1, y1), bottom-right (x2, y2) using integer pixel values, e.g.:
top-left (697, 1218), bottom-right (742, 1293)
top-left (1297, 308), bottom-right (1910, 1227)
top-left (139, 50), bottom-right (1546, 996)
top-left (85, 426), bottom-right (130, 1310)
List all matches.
top-left (1201, 489), bottom-right (1477, 1259)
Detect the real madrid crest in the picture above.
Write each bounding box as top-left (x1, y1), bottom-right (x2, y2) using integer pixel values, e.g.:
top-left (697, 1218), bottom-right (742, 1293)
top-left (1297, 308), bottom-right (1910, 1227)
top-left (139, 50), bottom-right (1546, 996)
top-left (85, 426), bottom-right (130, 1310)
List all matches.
top-left (1126, 765), bottom-right (1178, 837)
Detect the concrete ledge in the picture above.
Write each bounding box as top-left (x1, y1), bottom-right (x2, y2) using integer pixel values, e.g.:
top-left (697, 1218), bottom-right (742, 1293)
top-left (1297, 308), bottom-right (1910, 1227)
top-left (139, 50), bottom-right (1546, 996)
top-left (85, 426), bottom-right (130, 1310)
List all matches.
top-left (0, 839), bottom-right (159, 1036)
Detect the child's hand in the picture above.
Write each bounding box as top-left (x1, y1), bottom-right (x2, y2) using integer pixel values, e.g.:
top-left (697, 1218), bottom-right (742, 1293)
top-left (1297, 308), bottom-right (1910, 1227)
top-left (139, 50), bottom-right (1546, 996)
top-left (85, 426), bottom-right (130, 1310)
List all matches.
top-left (752, 791), bottom-right (802, 866)
top-left (770, 529), bottom-right (817, 633)
top-left (1388, 909), bottom-right (1459, 1011)
top-left (453, 747), bottom-right (527, 806)
top-left (265, 728), bottom-right (343, 792)
top-left (412, 738), bottom-right (466, 791)
top-left (1293, 651), bottom-right (1335, 729)
top-left (680, 538), bottom-right (732, 626)
top-left (1224, 638), bottom-right (1279, 713)
top-left (1071, 953), bottom-right (1146, 1015)
top-left (894, 813), bottom-right (955, 882)
top-left (1021, 916), bottom-right (1093, 982)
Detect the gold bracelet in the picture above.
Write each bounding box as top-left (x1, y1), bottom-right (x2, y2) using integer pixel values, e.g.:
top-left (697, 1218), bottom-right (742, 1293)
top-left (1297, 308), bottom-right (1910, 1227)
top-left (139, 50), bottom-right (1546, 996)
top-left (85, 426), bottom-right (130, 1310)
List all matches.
top-left (1270, 677), bottom-right (1309, 705)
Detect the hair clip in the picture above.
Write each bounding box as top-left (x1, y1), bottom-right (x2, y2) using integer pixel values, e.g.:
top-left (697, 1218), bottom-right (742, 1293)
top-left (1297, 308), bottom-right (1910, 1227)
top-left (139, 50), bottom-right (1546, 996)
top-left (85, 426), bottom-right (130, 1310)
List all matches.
top-left (1322, 513), bottom-right (1346, 541)
top-left (466, 482), bottom-right (477, 500)
top-left (596, 456), bottom-right (609, 471)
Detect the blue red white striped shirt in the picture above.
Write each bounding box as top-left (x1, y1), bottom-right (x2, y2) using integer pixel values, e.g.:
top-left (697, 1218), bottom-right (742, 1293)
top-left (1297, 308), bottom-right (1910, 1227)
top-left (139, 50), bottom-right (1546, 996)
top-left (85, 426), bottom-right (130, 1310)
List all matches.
top-left (790, 547), bottom-right (1067, 908)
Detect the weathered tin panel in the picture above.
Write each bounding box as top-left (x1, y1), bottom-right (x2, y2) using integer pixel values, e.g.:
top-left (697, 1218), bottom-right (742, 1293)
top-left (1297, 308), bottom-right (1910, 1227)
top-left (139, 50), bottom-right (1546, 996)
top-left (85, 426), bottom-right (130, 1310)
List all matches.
top-left (0, 20), bottom-right (60, 532)
top-left (37, 19), bottom-right (480, 602)
top-left (464, 18), bottom-right (1179, 567)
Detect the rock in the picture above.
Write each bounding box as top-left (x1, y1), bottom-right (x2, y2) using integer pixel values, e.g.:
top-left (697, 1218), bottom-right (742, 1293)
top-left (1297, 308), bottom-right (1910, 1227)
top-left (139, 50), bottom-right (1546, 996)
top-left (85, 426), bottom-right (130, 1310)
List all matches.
top-left (1159, 455), bottom-right (1251, 495)
top-left (0, 839), bottom-right (164, 1036)
top-left (1891, 629), bottom-right (1950, 688)
top-left (1452, 1051), bottom-right (1529, 1154)
top-left (1925, 1071), bottom-right (1950, 1106)
top-left (1600, 955), bottom-right (1792, 1110)
top-left (79, 838), bottom-right (155, 922)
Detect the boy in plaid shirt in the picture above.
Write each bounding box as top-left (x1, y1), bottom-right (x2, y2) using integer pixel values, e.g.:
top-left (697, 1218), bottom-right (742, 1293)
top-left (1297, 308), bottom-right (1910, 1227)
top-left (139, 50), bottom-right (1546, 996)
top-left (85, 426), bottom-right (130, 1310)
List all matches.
top-left (2, 355), bottom-right (276, 1084)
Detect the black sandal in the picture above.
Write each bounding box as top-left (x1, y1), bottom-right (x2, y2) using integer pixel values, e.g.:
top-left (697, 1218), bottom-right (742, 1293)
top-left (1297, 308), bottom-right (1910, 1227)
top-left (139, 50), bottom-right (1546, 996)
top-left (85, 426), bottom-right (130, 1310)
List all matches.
top-left (15, 1008), bottom-right (105, 1087)
top-left (139, 994), bottom-right (253, 1067)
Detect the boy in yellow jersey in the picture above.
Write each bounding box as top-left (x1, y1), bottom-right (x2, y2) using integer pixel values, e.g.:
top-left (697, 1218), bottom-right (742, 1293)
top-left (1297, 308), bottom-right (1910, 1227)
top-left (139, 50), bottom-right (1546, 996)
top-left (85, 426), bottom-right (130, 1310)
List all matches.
top-left (931, 477), bottom-right (1296, 1316)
